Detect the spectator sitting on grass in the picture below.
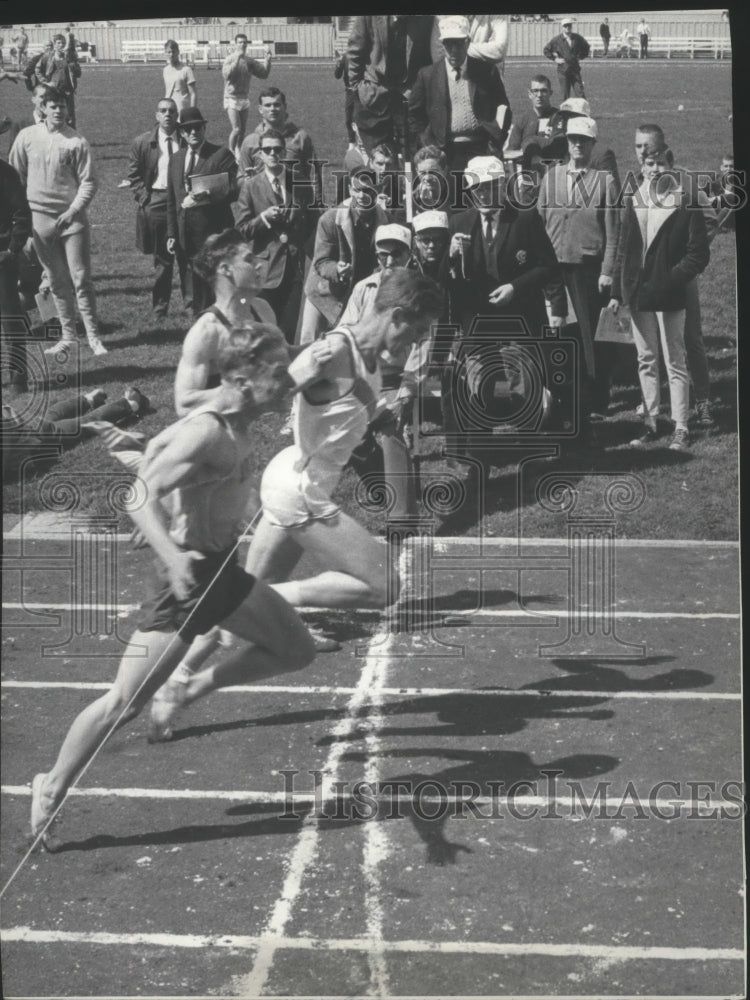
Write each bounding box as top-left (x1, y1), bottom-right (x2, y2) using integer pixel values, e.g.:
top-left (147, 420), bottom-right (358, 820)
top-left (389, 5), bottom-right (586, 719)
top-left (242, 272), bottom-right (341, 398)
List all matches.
top-left (2, 388), bottom-right (149, 478)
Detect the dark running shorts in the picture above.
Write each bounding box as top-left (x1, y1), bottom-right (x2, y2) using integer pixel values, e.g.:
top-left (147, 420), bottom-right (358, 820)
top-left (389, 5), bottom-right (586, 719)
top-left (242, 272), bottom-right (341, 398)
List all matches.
top-left (138, 547), bottom-right (256, 642)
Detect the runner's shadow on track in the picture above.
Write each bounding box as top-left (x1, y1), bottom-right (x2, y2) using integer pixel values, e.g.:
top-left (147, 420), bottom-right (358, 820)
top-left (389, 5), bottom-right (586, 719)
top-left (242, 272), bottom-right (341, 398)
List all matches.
top-left (400, 588), bottom-right (560, 616)
top-left (523, 657), bottom-right (714, 693)
top-left (317, 691), bottom-right (614, 744)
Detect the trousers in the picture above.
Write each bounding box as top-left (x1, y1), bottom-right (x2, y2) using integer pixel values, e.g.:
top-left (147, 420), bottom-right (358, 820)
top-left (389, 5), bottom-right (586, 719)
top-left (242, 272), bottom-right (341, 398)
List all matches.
top-left (630, 308), bottom-right (689, 427)
top-left (32, 212), bottom-right (98, 342)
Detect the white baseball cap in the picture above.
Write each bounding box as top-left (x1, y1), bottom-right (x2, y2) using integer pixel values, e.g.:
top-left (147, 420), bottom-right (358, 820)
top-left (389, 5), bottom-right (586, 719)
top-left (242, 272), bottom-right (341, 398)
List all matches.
top-left (375, 223), bottom-right (412, 249)
top-left (464, 156), bottom-right (505, 189)
top-left (559, 97), bottom-right (591, 116)
top-left (413, 211), bottom-right (450, 233)
top-left (439, 15), bottom-right (471, 40)
top-left (565, 116), bottom-right (598, 140)
top-left (561, 16), bottom-right (574, 26)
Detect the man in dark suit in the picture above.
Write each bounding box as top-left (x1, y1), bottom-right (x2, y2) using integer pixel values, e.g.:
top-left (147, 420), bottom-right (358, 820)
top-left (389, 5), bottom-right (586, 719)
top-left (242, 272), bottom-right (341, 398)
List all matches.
top-left (347, 14), bottom-right (434, 155)
top-left (408, 15), bottom-right (511, 175)
top-left (442, 156), bottom-right (567, 475)
top-left (166, 107), bottom-right (238, 316)
top-left (235, 128), bottom-right (318, 343)
top-left (543, 17), bottom-right (589, 101)
top-left (128, 97), bottom-right (188, 318)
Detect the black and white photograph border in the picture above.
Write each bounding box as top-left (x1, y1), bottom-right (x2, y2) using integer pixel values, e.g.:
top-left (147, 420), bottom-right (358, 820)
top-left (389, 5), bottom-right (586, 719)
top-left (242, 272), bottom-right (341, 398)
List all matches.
top-left (0, 4), bottom-right (745, 999)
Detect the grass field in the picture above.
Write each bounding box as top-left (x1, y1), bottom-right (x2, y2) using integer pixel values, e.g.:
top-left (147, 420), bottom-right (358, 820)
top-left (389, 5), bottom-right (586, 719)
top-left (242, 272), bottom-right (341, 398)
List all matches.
top-left (1, 59), bottom-right (739, 539)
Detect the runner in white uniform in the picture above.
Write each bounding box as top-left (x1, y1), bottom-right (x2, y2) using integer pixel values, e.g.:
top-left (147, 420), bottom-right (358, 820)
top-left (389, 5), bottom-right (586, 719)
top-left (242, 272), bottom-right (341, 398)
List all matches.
top-left (148, 269), bottom-right (444, 740)
top-left (30, 327), bottom-right (315, 847)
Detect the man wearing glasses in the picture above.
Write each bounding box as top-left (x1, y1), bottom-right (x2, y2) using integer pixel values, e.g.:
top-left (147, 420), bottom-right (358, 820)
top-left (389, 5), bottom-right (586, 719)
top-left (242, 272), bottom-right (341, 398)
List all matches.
top-left (507, 75), bottom-right (558, 151)
top-left (128, 98), bottom-right (188, 319)
top-left (166, 107), bottom-right (238, 316)
top-left (235, 128), bottom-right (317, 342)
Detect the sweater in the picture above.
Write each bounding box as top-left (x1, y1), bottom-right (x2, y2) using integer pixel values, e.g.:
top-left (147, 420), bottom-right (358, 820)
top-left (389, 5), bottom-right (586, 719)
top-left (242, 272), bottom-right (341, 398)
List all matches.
top-left (9, 123), bottom-right (97, 218)
top-left (537, 163), bottom-right (619, 275)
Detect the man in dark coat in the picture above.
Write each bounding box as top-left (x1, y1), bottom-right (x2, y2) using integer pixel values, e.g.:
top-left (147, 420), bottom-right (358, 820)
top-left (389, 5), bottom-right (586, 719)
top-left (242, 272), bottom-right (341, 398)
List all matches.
top-left (166, 107), bottom-right (238, 316)
top-left (235, 128), bottom-right (318, 342)
top-left (301, 166), bottom-right (390, 341)
top-left (127, 97), bottom-right (187, 318)
top-left (408, 15), bottom-right (511, 175)
top-left (0, 158), bottom-right (32, 395)
top-left (599, 18), bottom-right (611, 57)
top-left (442, 156), bottom-right (567, 473)
top-left (543, 17), bottom-right (589, 101)
top-left (347, 14), bottom-right (434, 155)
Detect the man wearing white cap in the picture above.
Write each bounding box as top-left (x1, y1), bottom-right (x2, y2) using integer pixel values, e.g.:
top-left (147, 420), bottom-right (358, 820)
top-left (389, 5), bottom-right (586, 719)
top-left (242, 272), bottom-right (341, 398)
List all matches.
top-left (543, 17), bottom-right (589, 101)
top-left (412, 210), bottom-right (450, 281)
top-left (522, 98), bottom-right (620, 186)
top-left (444, 156), bottom-right (565, 474)
top-left (537, 116), bottom-right (620, 422)
top-left (408, 15), bottom-right (511, 174)
top-left (339, 223), bottom-right (424, 520)
top-left (430, 15), bottom-right (509, 77)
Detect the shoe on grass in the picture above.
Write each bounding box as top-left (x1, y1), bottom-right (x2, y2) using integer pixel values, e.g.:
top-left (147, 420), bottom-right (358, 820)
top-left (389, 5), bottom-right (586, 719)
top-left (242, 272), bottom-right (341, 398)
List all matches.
top-left (125, 386), bottom-right (151, 416)
top-left (668, 428), bottom-right (691, 452)
top-left (693, 399), bottom-right (715, 429)
top-left (87, 335), bottom-right (108, 356)
top-left (43, 338), bottom-right (77, 357)
top-left (84, 388), bottom-right (107, 409)
top-left (629, 423), bottom-right (658, 446)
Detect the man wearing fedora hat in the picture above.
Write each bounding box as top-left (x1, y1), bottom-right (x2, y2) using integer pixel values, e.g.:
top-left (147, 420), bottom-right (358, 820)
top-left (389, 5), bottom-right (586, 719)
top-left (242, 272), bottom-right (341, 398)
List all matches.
top-left (543, 17), bottom-right (589, 101)
top-left (166, 107), bottom-right (238, 316)
top-left (408, 15), bottom-right (511, 175)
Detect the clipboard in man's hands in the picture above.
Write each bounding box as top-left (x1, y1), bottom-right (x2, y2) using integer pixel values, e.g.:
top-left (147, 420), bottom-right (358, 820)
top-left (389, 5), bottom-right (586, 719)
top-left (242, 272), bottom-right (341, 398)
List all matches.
top-left (188, 172), bottom-right (230, 198)
top-left (595, 303), bottom-right (634, 344)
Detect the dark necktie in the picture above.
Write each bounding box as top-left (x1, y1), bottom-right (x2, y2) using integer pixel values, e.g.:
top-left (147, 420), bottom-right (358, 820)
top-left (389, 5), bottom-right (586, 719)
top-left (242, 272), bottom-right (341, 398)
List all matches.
top-left (272, 177), bottom-right (284, 204)
top-left (483, 215), bottom-right (494, 268)
top-left (185, 150), bottom-right (196, 191)
top-left (454, 67), bottom-right (461, 81)
top-left (166, 136), bottom-right (174, 159)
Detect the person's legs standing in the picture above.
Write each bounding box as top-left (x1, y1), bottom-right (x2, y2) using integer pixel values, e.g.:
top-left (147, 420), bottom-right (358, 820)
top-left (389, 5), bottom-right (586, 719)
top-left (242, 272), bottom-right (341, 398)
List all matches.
top-left (63, 223), bottom-right (102, 348)
top-left (65, 92), bottom-right (76, 128)
top-left (32, 215), bottom-right (78, 343)
top-left (148, 196), bottom-right (173, 316)
top-left (557, 65), bottom-right (571, 101)
top-left (344, 87), bottom-right (356, 144)
top-left (656, 309), bottom-right (689, 429)
top-left (683, 276), bottom-right (711, 411)
top-left (630, 308), bottom-right (661, 421)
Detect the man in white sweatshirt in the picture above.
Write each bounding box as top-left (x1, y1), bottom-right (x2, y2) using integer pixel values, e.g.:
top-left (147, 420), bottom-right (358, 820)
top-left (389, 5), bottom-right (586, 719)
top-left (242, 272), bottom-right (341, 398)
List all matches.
top-left (9, 86), bottom-right (106, 356)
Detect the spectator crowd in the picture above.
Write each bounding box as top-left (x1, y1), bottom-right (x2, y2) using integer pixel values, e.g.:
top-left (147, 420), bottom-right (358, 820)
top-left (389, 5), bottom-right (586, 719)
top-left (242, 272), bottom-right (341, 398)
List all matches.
top-left (1, 13), bottom-right (739, 517)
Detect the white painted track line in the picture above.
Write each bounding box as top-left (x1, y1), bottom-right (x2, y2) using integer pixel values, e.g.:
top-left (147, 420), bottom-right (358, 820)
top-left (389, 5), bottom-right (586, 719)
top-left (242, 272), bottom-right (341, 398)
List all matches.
top-left (1, 602), bottom-right (740, 619)
top-left (0, 927), bottom-right (743, 963)
top-left (2, 682), bottom-right (741, 701)
top-left (2, 786), bottom-right (742, 816)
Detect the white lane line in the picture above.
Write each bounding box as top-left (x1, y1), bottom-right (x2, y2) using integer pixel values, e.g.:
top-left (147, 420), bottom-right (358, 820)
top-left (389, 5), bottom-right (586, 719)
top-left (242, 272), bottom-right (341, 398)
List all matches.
top-left (1, 682), bottom-right (741, 702)
top-left (1, 928), bottom-right (744, 962)
top-left (2, 787), bottom-right (742, 816)
top-left (1, 602), bottom-right (740, 619)
top-left (228, 629), bottom-right (398, 996)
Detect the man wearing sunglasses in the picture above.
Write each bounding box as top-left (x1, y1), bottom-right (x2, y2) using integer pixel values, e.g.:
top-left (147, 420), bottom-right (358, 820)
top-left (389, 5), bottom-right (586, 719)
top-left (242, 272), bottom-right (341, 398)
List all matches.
top-left (166, 107), bottom-right (238, 316)
top-left (235, 128), bottom-right (317, 343)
